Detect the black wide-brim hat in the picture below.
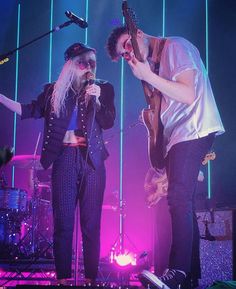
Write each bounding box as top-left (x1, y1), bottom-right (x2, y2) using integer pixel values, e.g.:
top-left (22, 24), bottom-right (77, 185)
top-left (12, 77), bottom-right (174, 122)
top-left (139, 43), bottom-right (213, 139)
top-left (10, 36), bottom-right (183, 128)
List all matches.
top-left (64, 42), bottom-right (96, 61)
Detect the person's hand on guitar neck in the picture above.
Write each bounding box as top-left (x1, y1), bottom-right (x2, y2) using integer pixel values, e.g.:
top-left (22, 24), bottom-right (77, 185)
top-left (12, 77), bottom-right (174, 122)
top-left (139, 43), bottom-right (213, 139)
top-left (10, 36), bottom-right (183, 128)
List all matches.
top-left (127, 55), bottom-right (153, 81)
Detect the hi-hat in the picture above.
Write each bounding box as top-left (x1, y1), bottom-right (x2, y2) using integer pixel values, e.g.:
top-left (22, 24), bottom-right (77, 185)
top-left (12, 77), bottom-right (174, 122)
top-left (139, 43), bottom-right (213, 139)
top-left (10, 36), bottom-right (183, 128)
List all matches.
top-left (10, 154), bottom-right (42, 169)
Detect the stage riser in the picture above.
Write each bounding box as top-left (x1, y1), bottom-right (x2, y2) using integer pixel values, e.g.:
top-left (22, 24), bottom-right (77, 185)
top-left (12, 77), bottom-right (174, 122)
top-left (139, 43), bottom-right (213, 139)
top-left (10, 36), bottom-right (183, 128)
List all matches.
top-left (197, 210), bottom-right (236, 286)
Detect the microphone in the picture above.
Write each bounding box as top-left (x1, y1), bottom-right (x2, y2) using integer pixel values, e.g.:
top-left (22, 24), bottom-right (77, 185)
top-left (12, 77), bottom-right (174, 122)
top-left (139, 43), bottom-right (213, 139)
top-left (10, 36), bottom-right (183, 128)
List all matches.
top-left (65, 11), bottom-right (88, 28)
top-left (84, 72), bottom-right (96, 107)
top-left (86, 71), bottom-right (95, 85)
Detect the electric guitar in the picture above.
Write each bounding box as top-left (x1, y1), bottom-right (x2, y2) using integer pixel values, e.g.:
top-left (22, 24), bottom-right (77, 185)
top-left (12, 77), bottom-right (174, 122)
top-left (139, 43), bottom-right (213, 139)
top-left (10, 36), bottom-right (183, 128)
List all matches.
top-left (122, 0), bottom-right (165, 169)
top-left (145, 151), bottom-right (216, 207)
top-left (201, 151), bottom-right (216, 165)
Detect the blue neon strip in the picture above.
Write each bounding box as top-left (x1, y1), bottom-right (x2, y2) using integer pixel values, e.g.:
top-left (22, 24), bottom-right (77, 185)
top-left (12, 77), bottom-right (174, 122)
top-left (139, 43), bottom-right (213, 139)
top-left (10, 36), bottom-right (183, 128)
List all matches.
top-left (48, 0), bottom-right (54, 83)
top-left (162, 0), bottom-right (166, 37)
top-left (207, 160), bottom-right (211, 199)
top-left (205, 0), bottom-right (209, 74)
top-left (12, 3), bottom-right (21, 187)
top-left (205, 0), bottom-right (211, 199)
top-left (119, 58), bottom-right (124, 249)
top-left (119, 59), bottom-right (124, 203)
top-left (85, 0), bottom-right (89, 44)
top-left (118, 17), bottom-right (125, 242)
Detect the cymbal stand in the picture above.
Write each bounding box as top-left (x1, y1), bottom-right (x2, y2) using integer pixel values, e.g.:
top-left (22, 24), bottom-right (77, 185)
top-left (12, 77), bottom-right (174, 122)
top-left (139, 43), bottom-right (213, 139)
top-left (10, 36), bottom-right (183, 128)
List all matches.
top-left (30, 161), bottom-right (38, 255)
top-left (13, 132), bottom-right (52, 258)
top-left (29, 132), bottom-right (42, 255)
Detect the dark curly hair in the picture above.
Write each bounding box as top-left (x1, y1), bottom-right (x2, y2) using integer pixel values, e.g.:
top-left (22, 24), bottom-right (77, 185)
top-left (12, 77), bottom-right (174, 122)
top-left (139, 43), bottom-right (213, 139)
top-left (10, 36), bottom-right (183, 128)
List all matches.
top-left (106, 26), bottom-right (128, 61)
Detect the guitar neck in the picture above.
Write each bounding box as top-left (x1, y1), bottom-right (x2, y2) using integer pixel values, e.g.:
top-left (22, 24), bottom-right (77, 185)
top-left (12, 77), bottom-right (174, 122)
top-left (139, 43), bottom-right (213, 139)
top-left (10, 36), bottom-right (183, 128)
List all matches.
top-left (131, 35), bottom-right (143, 62)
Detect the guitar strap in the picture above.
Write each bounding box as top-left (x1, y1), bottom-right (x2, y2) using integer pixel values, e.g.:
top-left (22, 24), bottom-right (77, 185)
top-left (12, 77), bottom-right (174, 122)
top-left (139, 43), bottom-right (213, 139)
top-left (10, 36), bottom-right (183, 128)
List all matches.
top-left (151, 37), bottom-right (167, 73)
top-left (146, 38), bottom-right (167, 169)
top-left (144, 37), bottom-right (166, 98)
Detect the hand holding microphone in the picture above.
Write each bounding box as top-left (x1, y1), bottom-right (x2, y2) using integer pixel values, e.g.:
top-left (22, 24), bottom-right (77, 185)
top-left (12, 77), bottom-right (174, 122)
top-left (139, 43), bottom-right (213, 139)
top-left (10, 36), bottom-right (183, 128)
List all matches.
top-left (84, 72), bottom-right (101, 108)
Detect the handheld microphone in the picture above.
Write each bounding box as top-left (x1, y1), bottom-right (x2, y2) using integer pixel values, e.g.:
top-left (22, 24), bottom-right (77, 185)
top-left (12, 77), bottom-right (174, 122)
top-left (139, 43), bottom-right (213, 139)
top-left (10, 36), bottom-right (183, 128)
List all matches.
top-left (86, 71), bottom-right (95, 85)
top-left (65, 11), bottom-right (88, 28)
top-left (84, 72), bottom-right (96, 107)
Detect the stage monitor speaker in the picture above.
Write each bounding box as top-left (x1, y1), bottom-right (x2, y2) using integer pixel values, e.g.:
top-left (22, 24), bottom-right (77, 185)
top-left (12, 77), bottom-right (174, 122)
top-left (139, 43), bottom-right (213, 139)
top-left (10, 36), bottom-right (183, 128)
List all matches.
top-left (197, 209), bottom-right (236, 287)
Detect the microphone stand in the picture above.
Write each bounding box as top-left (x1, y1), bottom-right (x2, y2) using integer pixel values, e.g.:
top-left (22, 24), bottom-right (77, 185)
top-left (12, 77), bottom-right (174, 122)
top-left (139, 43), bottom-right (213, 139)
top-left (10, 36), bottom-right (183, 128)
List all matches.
top-left (0, 20), bottom-right (74, 64)
top-left (30, 132), bottom-right (41, 256)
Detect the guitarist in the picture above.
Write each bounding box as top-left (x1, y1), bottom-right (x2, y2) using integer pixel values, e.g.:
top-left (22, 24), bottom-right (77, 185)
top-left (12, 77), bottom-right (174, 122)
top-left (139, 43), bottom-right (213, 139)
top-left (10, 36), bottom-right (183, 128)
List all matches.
top-left (106, 26), bottom-right (225, 289)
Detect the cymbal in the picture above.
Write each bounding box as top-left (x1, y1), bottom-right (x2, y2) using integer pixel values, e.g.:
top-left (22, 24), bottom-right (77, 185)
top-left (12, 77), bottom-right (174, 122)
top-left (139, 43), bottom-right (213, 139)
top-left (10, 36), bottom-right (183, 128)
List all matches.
top-left (10, 154), bottom-right (42, 169)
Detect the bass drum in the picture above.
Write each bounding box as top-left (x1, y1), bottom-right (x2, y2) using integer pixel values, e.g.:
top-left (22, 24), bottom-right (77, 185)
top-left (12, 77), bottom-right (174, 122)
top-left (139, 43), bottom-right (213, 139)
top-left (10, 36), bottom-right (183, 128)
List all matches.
top-left (0, 187), bottom-right (28, 214)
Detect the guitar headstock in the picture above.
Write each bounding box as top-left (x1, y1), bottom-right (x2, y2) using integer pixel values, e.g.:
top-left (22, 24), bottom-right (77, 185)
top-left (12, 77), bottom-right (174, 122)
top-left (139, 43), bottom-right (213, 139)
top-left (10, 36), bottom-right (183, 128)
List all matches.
top-left (122, 1), bottom-right (143, 62)
top-left (122, 0), bottom-right (138, 36)
top-left (202, 151), bottom-right (216, 165)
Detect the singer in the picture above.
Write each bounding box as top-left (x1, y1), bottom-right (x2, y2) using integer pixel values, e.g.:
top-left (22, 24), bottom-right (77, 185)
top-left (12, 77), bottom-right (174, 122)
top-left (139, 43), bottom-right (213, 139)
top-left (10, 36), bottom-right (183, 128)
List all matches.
top-left (0, 42), bottom-right (116, 285)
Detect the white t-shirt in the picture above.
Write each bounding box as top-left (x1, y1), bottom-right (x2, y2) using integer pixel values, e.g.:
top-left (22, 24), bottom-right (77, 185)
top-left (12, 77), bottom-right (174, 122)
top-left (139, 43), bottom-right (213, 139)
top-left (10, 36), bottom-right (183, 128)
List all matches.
top-left (158, 37), bottom-right (225, 156)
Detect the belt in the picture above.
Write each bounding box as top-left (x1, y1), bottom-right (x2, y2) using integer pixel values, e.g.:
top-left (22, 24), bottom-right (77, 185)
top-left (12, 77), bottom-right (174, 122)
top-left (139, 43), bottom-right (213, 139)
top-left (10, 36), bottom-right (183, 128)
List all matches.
top-left (63, 136), bottom-right (87, 147)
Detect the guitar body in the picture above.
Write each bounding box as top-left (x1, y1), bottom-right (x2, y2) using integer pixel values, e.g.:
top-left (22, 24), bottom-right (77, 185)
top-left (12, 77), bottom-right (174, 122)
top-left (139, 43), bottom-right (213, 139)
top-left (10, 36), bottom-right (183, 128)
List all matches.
top-left (141, 90), bottom-right (164, 169)
top-left (145, 169), bottom-right (168, 208)
top-left (145, 151), bottom-right (216, 207)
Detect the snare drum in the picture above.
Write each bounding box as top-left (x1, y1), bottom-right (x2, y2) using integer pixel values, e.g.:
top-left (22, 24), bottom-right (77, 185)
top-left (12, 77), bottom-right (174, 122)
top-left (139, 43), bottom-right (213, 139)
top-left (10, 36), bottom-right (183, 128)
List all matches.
top-left (0, 188), bottom-right (28, 213)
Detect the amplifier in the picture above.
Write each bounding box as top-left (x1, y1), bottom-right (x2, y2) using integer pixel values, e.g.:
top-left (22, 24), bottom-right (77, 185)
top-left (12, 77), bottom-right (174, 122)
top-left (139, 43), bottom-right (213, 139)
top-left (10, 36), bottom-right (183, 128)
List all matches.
top-left (197, 209), bottom-right (236, 286)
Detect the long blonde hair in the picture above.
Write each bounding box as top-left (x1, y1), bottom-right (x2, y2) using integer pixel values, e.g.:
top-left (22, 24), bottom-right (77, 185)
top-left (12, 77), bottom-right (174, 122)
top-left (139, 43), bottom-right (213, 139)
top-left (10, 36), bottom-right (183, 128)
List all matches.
top-left (51, 59), bottom-right (77, 117)
top-left (51, 51), bottom-right (96, 117)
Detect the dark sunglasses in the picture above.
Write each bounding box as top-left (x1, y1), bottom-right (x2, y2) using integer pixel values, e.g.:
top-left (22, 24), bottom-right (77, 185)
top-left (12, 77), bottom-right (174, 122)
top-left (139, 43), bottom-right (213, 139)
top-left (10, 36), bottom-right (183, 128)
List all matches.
top-left (75, 59), bottom-right (96, 70)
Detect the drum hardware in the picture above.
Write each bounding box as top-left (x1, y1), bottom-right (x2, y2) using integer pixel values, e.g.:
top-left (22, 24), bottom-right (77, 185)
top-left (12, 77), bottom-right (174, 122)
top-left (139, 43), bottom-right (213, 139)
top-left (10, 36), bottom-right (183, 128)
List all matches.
top-left (20, 156), bottom-right (53, 258)
top-left (4, 134), bottom-right (53, 260)
top-left (0, 153), bottom-right (30, 259)
top-left (2, 153), bottom-right (53, 260)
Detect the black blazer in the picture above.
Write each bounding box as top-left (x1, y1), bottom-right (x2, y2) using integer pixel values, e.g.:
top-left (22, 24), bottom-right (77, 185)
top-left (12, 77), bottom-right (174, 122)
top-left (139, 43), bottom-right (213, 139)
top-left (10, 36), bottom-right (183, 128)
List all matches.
top-left (21, 80), bottom-right (115, 170)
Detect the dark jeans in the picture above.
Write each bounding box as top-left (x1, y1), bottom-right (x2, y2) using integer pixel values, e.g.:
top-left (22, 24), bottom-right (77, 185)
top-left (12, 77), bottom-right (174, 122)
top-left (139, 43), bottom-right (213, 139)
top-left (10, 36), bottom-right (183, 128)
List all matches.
top-left (166, 134), bottom-right (215, 274)
top-left (51, 146), bottom-right (105, 279)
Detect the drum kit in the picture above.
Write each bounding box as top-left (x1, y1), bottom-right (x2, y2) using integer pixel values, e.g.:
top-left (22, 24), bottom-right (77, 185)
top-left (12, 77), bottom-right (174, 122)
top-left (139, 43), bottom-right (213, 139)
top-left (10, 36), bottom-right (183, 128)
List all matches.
top-left (0, 153), bottom-right (53, 260)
